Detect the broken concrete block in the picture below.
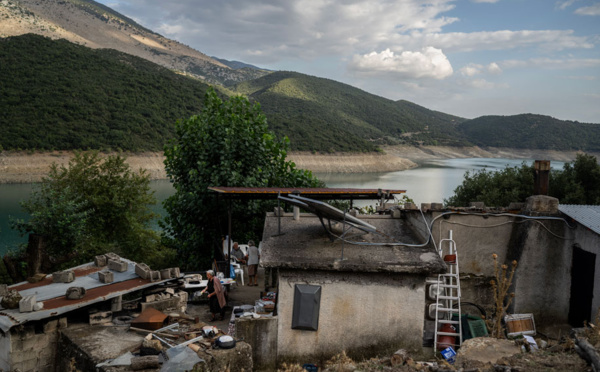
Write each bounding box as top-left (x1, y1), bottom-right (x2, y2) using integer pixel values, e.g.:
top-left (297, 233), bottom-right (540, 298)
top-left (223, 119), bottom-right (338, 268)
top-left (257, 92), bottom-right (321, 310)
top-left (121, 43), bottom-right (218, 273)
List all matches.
top-left (98, 270), bottom-right (114, 283)
top-left (19, 295), bottom-right (36, 312)
top-left (0, 284), bottom-right (7, 296)
top-left (170, 267), bottom-right (181, 278)
top-left (26, 273), bottom-right (47, 283)
top-left (165, 288), bottom-right (175, 295)
top-left (89, 310), bottom-right (113, 325)
top-left (420, 203), bottom-right (431, 211)
top-left (392, 209), bottom-right (401, 218)
top-left (508, 202), bottom-right (525, 211)
top-left (34, 302), bottom-right (44, 311)
top-left (108, 259), bottom-right (128, 272)
top-left (431, 202), bottom-right (444, 210)
top-left (404, 202), bottom-right (417, 210)
top-left (59, 317), bottom-right (68, 328)
top-left (94, 255), bottom-right (107, 267)
top-left (111, 296), bottom-right (122, 312)
top-left (104, 252), bottom-right (120, 261)
top-left (177, 291), bottom-right (189, 304)
top-left (469, 201), bottom-right (485, 209)
top-left (52, 270), bottom-right (75, 283)
top-left (66, 287), bottom-right (86, 300)
top-left (1, 290), bottom-right (22, 309)
top-left (145, 294), bottom-right (156, 303)
top-left (524, 195), bottom-right (559, 214)
top-left (160, 269), bottom-right (172, 280)
top-left (150, 271), bottom-right (161, 282)
top-left (43, 319), bottom-right (59, 333)
top-left (135, 263), bottom-right (151, 279)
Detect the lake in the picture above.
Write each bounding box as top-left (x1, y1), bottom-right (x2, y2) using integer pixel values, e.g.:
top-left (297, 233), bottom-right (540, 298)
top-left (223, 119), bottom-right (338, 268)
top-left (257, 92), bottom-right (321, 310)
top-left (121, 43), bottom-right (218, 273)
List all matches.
top-left (0, 158), bottom-right (564, 255)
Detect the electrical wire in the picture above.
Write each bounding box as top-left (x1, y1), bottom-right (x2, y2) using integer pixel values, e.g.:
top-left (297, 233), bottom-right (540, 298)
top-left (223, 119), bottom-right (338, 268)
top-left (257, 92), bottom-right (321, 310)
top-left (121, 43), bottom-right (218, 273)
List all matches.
top-left (328, 208), bottom-right (575, 247)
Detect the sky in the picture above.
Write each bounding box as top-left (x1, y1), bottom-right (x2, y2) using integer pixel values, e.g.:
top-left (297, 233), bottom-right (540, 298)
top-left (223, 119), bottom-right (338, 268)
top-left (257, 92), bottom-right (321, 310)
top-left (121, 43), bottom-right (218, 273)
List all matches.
top-left (96, 0), bottom-right (600, 123)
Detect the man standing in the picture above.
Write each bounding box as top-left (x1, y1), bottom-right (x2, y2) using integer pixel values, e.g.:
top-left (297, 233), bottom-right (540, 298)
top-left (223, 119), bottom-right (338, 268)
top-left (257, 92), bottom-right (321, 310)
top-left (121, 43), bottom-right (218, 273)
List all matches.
top-left (246, 240), bottom-right (260, 286)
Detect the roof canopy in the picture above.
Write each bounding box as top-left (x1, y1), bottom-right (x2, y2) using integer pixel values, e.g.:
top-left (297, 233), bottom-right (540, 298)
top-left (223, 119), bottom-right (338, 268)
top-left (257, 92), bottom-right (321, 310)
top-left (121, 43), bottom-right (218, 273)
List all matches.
top-left (208, 187), bottom-right (405, 200)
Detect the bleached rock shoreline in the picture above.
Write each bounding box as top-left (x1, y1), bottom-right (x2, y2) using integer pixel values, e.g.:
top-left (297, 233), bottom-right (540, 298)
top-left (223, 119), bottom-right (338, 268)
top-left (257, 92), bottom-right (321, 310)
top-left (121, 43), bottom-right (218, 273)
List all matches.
top-left (0, 146), bottom-right (591, 184)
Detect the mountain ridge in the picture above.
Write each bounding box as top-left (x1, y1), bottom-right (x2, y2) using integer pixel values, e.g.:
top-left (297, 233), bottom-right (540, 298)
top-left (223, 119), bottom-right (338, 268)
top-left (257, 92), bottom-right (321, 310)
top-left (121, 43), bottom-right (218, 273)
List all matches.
top-left (0, 0), bottom-right (270, 86)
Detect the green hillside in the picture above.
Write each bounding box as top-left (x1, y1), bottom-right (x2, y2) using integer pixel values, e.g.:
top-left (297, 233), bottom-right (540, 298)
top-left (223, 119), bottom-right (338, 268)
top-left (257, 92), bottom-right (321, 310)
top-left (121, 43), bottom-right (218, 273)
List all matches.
top-left (232, 71), bottom-right (470, 151)
top-left (0, 34), bottom-right (210, 151)
top-left (459, 114), bottom-right (600, 151)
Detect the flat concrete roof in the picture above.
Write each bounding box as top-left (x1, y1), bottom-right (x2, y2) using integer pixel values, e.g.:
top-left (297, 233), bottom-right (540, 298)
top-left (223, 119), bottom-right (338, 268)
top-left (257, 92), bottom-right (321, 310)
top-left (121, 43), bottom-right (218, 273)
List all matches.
top-left (260, 213), bottom-right (446, 274)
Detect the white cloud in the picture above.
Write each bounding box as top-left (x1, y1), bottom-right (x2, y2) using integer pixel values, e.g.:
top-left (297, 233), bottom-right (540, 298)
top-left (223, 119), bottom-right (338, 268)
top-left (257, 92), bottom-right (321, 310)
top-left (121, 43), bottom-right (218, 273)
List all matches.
top-left (501, 58), bottom-right (600, 69)
top-left (459, 62), bottom-right (502, 77)
top-left (348, 47), bottom-right (453, 80)
top-left (574, 3), bottom-right (600, 15)
top-left (487, 62), bottom-right (502, 74)
top-left (555, 0), bottom-right (578, 10)
top-left (460, 64), bottom-right (483, 77)
top-left (399, 30), bottom-right (593, 53)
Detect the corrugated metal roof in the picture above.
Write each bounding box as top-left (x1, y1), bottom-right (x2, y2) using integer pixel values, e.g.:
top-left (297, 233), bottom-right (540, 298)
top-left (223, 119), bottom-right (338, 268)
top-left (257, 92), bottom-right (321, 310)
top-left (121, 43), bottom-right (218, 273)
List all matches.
top-left (0, 259), bottom-right (171, 333)
top-left (559, 204), bottom-right (600, 235)
top-left (208, 187), bottom-right (405, 200)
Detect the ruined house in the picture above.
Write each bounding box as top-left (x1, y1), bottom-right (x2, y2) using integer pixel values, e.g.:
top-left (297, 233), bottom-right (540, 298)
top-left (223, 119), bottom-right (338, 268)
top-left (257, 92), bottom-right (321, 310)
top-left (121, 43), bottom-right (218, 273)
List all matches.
top-left (257, 193), bottom-right (600, 366)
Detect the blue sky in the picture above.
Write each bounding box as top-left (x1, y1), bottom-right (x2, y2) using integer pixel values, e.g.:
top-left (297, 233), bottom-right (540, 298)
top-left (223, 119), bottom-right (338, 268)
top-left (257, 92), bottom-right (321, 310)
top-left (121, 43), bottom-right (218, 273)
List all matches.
top-left (96, 0), bottom-right (600, 123)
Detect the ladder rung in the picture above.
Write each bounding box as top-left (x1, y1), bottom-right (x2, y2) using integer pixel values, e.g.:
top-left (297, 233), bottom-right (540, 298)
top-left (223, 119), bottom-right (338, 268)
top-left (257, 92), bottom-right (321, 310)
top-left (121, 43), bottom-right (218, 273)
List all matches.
top-left (439, 273), bottom-right (459, 277)
top-left (438, 320), bottom-right (460, 324)
top-left (438, 295), bottom-right (460, 300)
top-left (436, 307), bottom-right (456, 312)
top-left (437, 331), bottom-right (461, 336)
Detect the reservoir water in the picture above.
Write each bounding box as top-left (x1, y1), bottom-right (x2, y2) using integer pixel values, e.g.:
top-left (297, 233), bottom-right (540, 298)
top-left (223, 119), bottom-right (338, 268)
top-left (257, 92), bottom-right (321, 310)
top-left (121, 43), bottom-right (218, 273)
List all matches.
top-left (0, 158), bottom-right (564, 255)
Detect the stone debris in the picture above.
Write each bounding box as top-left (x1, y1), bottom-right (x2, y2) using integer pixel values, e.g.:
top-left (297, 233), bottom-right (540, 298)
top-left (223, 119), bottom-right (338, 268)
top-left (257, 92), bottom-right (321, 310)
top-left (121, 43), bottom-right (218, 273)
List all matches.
top-left (456, 337), bottom-right (521, 366)
top-left (26, 273), bottom-right (47, 283)
top-left (66, 287), bottom-right (86, 300)
top-left (98, 270), bottom-right (114, 283)
top-left (108, 259), bottom-right (128, 272)
top-left (94, 254), bottom-right (107, 267)
top-left (89, 310), bottom-right (113, 325)
top-left (19, 294), bottom-right (36, 312)
top-left (1, 289), bottom-right (22, 309)
top-left (52, 270), bottom-right (75, 283)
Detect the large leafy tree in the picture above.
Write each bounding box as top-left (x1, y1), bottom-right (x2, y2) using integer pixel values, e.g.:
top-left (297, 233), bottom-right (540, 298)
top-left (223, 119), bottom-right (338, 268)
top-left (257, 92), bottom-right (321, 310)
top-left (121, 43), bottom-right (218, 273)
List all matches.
top-left (163, 88), bottom-right (322, 270)
top-left (12, 151), bottom-right (173, 271)
top-left (445, 153), bottom-right (600, 207)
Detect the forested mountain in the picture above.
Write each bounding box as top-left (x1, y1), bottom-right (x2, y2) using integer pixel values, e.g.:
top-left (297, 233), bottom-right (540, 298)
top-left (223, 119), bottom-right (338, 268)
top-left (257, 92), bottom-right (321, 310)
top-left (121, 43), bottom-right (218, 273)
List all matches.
top-left (0, 34), bottom-right (210, 151)
top-left (0, 0), bottom-right (270, 86)
top-left (1, 34), bottom-right (599, 153)
top-left (459, 114), bottom-right (600, 151)
top-left (231, 71), bottom-right (469, 151)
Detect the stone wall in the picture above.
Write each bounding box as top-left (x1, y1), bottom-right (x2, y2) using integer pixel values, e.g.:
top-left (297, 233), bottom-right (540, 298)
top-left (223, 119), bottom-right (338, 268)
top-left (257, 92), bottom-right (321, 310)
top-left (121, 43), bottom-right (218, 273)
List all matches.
top-left (276, 269), bottom-right (428, 365)
top-left (405, 207), bottom-right (599, 326)
top-left (0, 317), bottom-right (66, 372)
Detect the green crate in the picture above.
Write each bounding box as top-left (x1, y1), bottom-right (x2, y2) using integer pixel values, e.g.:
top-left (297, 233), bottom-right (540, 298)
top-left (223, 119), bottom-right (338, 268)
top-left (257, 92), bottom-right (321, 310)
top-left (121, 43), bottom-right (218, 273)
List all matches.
top-left (467, 317), bottom-right (488, 338)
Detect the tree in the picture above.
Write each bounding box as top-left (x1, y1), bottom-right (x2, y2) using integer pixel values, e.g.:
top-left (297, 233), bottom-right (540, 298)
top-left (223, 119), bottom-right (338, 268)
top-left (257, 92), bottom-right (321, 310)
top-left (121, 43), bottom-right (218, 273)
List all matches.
top-left (12, 151), bottom-right (173, 271)
top-left (445, 154), bottom-right (600, 207)
top-left (550, 153), bottom-right (600, 205)
top-left (445, 162), bottom-right (534, 207)
top-left (163, 88), bottom-right (322, 270)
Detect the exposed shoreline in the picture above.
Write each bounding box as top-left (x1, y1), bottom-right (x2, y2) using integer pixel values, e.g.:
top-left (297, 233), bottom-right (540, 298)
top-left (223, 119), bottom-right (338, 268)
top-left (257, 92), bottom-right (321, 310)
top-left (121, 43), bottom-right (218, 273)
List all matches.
top-left (0, 147), bottom-right (595, 184)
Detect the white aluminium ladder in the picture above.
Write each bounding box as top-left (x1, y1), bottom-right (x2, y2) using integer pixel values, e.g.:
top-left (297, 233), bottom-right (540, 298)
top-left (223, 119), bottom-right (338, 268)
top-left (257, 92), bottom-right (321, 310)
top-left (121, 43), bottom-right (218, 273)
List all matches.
top-left (433, 230), bottom-right (463, 352)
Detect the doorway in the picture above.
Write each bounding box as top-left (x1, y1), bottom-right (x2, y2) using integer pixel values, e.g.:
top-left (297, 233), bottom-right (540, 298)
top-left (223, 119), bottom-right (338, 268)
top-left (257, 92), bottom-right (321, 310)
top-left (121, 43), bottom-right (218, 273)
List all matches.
top-left (569, 245), bottom-right (596, 327)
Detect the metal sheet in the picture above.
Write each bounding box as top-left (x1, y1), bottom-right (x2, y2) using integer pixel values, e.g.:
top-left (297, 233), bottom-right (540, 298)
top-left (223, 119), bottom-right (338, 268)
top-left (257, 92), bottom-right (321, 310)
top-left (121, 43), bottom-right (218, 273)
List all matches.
top-left (559, 204), bottom-right (600, 235)
top-left (0, 259), bottom-right (171, 333)
top-left (208, 186), bottom-right (405, 200)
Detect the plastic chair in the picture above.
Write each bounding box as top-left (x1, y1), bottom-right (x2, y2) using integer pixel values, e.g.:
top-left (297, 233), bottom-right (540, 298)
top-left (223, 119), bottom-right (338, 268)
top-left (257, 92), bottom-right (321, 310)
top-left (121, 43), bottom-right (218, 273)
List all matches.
top-left (231, 262), bottom-right (244, 286)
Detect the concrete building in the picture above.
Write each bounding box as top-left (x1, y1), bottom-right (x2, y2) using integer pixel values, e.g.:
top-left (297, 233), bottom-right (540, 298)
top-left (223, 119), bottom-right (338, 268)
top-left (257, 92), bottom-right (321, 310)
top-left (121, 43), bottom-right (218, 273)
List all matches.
top-left (260, 211), bottom-right (446, 364)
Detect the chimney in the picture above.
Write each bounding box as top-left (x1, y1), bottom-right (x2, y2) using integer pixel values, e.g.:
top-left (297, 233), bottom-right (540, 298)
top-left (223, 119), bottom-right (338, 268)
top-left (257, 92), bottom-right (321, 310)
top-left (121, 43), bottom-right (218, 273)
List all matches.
top-left (533, 160), bottom-right (550, 195)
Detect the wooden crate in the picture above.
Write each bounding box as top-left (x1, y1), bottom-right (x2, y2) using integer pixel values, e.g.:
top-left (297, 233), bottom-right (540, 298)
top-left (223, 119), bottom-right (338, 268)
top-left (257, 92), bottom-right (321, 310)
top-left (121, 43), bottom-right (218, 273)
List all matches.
top-left (504, 313), bottom-right (536, 337)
